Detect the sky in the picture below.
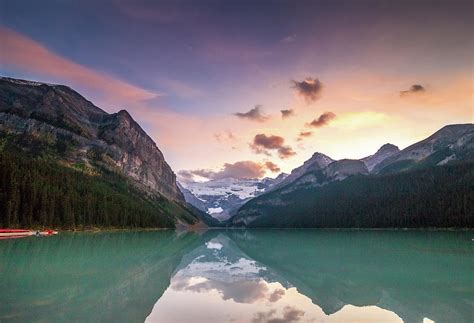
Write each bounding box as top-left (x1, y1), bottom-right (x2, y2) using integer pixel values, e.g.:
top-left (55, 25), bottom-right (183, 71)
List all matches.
top-left (1, 0), bottom-right (473, 182)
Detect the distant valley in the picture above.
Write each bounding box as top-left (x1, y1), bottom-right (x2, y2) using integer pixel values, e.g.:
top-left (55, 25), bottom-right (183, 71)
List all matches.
top-left (179, 174), bottom-right (288, 220)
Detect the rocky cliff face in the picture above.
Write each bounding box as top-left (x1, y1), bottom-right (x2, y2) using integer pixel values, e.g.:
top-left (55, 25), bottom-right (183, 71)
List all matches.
top-left (0, 77), bottom-right (183, 202)
top-left (97, 109), bottom-right (182, 200)
top-left (324, 159), bottom-right (369, 180)
top-left (361, 143), bottom-right (400, 172)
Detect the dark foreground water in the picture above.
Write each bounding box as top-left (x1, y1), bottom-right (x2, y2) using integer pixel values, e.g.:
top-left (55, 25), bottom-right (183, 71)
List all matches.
top-left (0, 230), bottom-right (472, 323)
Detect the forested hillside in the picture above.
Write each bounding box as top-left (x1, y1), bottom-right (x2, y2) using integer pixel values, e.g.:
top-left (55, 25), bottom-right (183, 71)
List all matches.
top-left (0, 151), bottom-right (199, 229)
top-left (0, 77), bottom-right (208, 229)
top-left (231, 162), bottom-right (474, 228)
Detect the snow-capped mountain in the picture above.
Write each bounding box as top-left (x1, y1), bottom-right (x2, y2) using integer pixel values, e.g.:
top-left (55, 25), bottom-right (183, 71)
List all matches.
top-left (179, 174), bottom-right (288, 220)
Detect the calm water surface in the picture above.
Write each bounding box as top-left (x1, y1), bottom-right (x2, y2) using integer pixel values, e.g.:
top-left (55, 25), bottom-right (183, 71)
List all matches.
top-left (0, 230), bottom-right (472, 322)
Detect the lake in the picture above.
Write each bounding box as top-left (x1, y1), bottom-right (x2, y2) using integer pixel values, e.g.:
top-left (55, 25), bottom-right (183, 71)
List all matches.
top-left (0, 230), bottom-right (472, 322)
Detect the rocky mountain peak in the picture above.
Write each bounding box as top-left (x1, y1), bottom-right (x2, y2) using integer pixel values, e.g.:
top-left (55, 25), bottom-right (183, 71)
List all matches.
top-left (274, 172), bottom-right (289, 182)
top-left (115, 109), bottom-right (136, 125)
top-left (265, 152), bottom-right (334, 192)
top-left (306, 152), bottom-right (335, 167)
top-left (362, 143), bottom-right (400, 172)
top-left (378, 143), bottom-right (399, 153)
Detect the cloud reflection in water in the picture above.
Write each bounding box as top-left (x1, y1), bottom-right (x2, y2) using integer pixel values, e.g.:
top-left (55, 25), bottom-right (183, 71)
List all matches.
top-left (146, 235), bottom-right (402, 323)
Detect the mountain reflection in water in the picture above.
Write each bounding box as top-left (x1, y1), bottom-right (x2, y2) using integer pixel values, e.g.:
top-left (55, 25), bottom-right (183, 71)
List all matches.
top-left (0, 230), bottom-right (472, 322)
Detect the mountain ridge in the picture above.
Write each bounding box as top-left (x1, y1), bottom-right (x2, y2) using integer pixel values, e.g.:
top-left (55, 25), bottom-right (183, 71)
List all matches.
top-left (373, 123), bottom-right (474, 173)
top-left (228, 123), bottom-right (474, 227)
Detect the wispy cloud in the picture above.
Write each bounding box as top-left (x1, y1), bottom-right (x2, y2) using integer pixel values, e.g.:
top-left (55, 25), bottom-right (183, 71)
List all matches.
top-left (253, 306), bottom-right (305, 323)
top-left (400, 84), bottom-right (426, 97)
top-left (297, 131), bottom-right (313, 141)
top-left (307, 112), bottom-right (336, 128)
top-left (250, 134), bottom-right (296, 159)
top-left (292, 77), bottom-right (323, 103)
top-left (280, 34), bottom-right (296, 43)
top-left (178, 160), bottom-right (279, 182)
top-left (176, 170), bottom-right (195, 184)
top-left (234, 105), bottom-right (270, 122)
top-left (281, 109), bottom-right (295, 119)
top-left (214, 130), bottom-right (237, 143)
top-left (0, 27), bottom-right (158, 107)
top-left (265, 161), bottom-right (280, 172)
top-left (159, 79), bottom-right (205, 99)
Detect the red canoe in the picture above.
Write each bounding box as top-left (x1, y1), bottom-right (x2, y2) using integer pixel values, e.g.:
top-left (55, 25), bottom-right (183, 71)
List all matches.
top-left (0, 229), bottom-right (58, 239)
top-left (0, 229), bottom-right (33, 239)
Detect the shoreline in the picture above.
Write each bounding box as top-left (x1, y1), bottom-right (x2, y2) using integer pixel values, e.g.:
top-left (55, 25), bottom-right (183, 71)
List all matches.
top-left (2, 227), bottom-right (173, 233)
top-left (5, 227), bottom-right (473, 233)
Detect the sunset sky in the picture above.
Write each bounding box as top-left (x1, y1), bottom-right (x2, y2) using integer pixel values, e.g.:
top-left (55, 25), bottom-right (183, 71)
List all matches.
top-left (1, 0), bottom-right (472, 182)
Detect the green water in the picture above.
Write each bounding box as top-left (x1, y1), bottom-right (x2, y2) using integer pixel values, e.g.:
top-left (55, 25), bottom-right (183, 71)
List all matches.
top-left (0, 230), bottom-right (472, 322)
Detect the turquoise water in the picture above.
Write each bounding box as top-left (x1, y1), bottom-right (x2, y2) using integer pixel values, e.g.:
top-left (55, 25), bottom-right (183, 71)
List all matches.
top-left (0, 230), bottom-right (472, 322)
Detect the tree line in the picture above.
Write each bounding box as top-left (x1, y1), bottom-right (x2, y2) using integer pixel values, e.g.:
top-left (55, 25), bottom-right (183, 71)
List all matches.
top-left (236, 162), bottom-right (474, 228)
top-left (0, 151), bottom-right (178, 229)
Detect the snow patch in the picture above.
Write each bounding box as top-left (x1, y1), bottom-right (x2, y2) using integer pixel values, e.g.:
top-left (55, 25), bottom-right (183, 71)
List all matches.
top-left (179, 257), bottom-right (266, 282)
top-left (182, 176), bottom-right (281, 216)
top-left (208, 207), bottom-right (223, 214)
top-left (2, 77), bottom-right (50, 87)
top-left (437, 154), bottom-right (456, 165)
top-left (186, 178), bottom-right (263, 200)
top-left (205, 242), bottom-right (223, 250)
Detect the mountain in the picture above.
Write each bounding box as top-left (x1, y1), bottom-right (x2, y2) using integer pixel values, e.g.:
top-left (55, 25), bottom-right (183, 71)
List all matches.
top-left (373, 124), bottom-right (474, 174)
top-left (325, 159), bottom-right (369, 179)
top-left (0, 76), bottom-right (202, 228)
top-left (268, 152), bottom-right (334, 192)
top-left (275, 159), bottom-right (368, 195)
top-left (361, 143), bottom-right (400, 172)
top-left (0, 77), bottom-right (182, 201)
top-left (177, 182), bottom-right (207, 212)
top-left (179, 175), bottom-right (287, 220)
top-left (229, 124), bottom-right (474, 227)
